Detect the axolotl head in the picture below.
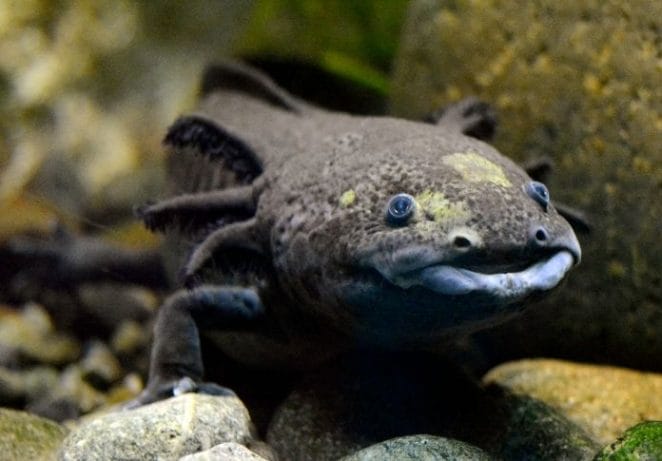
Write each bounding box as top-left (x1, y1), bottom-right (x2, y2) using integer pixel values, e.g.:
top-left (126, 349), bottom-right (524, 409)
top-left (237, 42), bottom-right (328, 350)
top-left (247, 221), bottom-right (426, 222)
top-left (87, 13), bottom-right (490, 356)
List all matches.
top-left (271, 118), bottom-right (581, 345)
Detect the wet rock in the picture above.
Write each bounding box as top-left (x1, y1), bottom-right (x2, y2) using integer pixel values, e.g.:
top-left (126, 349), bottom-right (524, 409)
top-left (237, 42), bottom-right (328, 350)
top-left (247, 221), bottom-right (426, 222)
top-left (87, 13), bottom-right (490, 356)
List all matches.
top-left (338, 435), bottom-right (493, 460)
top-left (0, 304), bottom-right (80, 367)
top-left (0, 407), bottom-right (69, 461)
top-left (0, 366), bottom-right (59, 407)
top-left (267, 351), bottom-right (598, 460)
top-left (179, 441), bottom-right (272, 461)
top-left (484, 359), bottom-right (662, 445)
top-left (493, 391), bottom-right (598, 460)
top-left (79, 341), bottom-right (122, 389)
top-left (110, 320), bottom-right (150, 356)
top-left (391, 0), bottom-right (662, 372)
top-left (594, 421), bottom-right (662, 460)
top-left (28, 364), bottom-right (107, 422)
top-left (59, 393), bottom-right (257, 461)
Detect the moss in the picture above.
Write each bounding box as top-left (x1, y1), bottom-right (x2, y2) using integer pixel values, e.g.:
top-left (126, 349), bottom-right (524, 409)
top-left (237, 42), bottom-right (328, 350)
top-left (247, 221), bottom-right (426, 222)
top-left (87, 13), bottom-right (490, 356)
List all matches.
top-left (594, 421), bottom-right (662, 460)
top-left (0, 408), bottom-right (68, 461)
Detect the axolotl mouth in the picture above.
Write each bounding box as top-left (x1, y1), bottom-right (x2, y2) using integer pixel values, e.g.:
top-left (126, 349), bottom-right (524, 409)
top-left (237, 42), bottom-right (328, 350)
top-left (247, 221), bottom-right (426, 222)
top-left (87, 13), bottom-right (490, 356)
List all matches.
top-left (337, 243), bottom-right (580, 344)
top-left (381, 250), bottom-right (577, 302)
top-left (361, 226), bottom-right (581, 305)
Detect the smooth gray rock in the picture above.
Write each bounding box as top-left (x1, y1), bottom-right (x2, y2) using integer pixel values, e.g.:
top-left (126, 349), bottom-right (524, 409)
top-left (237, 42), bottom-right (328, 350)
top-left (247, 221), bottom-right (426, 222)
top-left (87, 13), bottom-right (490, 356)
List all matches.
top-left (339, 435), bottom-right (493, 461)
top-left (178, 441), bottom-right (271, 461)
top-left (59, 394), bottom-right (256, 461)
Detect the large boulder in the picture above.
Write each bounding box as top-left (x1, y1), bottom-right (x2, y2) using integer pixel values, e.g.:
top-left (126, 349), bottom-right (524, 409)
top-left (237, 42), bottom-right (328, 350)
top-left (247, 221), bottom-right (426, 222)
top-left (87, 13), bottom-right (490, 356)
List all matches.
top-left (392, 0), bottom-right (661, 371)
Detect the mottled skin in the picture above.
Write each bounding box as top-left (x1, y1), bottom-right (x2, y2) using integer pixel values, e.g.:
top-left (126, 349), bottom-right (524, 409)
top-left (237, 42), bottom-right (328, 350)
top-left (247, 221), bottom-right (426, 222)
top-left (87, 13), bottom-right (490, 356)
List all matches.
top-left (131, 62), bottom-right (581, 404)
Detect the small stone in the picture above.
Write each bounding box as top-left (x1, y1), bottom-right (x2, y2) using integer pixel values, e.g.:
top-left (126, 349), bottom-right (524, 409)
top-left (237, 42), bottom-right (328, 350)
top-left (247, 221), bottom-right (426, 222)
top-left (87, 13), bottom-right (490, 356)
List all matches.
top-left (59, 393), bottom-right (256, 461)
top-left (0, 304), bottom-right (80, 366)
top-left (79, 341), bottom-right (122, 388)
top-left (110, 320), bottom-right (149, 356)
top-left (0, 407), bottom-right (69, 461)
top-left (594, 421), bottom-right (662, 460)
top-left (338, 435), bottom-right (493, 461)
top-left (484, 359), bottom-right (662, 445)
top-left (0, 366), bottom-right (59, 407)
top-left (179, 441), bottom-right (272, 461)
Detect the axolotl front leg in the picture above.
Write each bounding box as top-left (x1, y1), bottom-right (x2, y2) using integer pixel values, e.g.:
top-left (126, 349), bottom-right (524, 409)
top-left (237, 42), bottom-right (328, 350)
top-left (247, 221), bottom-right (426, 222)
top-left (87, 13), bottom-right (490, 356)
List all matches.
top-left (129, 192), bottom-right (271, 406)
top-left (130, 285), bottom-right (265, 406)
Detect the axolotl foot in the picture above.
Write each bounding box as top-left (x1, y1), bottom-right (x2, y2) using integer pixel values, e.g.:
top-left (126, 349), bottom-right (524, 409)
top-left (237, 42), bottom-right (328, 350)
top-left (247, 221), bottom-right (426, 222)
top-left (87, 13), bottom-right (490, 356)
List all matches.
top-left (124, 376), bottom-right (236, 409)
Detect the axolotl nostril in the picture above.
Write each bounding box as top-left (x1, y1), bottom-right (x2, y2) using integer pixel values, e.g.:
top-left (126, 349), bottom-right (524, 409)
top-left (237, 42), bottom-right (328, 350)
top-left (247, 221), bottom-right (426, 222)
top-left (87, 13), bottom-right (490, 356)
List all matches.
top-left (131, 62), bottom-right (582, 404)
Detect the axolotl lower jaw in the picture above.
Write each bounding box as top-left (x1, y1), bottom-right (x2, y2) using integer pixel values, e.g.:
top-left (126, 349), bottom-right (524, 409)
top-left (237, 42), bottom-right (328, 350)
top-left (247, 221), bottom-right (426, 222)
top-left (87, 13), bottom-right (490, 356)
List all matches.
top-left (373, 230), bottom-right (581, 303)
top-left (335, 229), bottom-right (580, 342)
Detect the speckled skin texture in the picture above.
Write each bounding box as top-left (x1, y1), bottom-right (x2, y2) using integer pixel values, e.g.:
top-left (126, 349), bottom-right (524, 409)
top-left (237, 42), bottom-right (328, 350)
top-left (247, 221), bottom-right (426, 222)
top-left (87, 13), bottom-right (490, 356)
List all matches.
top-left (136, 63), bottom-right (580, 401)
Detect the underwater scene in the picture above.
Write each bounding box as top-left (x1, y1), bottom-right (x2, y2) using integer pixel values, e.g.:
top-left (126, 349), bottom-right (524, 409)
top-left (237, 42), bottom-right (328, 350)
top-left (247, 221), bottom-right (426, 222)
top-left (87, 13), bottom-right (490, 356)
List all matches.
top-left (0, 1), bottom-right (660, 459)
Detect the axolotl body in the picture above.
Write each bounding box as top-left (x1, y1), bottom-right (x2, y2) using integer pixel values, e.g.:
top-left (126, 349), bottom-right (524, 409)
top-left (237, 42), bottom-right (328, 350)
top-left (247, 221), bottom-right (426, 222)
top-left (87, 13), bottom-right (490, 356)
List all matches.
top-left (132, 62), bottom-right (581, 403)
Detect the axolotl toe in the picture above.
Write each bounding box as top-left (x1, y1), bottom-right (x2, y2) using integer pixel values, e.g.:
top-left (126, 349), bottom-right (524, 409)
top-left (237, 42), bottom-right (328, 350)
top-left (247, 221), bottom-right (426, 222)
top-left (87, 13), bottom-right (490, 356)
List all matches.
top-left (131, 62), bottom-right (581, 404)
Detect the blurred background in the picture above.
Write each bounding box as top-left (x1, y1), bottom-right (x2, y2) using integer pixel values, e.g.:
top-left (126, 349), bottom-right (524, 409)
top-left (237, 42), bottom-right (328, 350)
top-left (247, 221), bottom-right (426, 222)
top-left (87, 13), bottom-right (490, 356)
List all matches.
top-left (0, 0), bottom-right (659, 421)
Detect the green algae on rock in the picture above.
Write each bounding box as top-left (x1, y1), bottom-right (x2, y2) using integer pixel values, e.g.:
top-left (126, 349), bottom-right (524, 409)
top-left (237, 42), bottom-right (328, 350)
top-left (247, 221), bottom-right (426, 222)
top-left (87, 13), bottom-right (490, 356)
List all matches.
top-left (594, 421), bottom-right (662, 461)
top-left (484, 359), bottom-right (662, 446)
top-left (392, 0), bottom-right (662, 372)
top-left (0, 408), bottom-right (68, 461)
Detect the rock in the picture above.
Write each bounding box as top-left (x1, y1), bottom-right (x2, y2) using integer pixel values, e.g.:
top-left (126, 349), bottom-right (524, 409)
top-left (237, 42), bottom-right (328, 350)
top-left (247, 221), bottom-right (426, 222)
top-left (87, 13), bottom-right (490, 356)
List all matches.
top-left (110, 320), bottom-right (150, 356)
top-left (59, 393), bottom-right (257, 461)
top-left (594, 421), bottom-right (662, 460)
top-left (0, 366), bottom-right (59, 407)
top-left (391, 0), bottom-right (662, 372)
top-left (0, 304), bottom-right (80, 366)
top-left (493, 390), bottom-right (599, 460)
top-left (267, 351), bottom-right (599, 460)
top-left (179, 441), bottom-right (272, 461)
top-left (484, 359), bottom-right (662, 445)
top-left (338, 435), bottom-right (493, 460)
top-left (79, 341), bottom-right (122, 388)
top-left (0, 407), bottom-right (69, 461)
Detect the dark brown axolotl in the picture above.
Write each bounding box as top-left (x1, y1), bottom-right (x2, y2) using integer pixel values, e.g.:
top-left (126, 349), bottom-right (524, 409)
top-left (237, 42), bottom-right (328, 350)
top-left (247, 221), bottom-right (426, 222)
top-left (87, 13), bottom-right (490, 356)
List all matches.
top-left (128, 62), bottom-right (582, 405)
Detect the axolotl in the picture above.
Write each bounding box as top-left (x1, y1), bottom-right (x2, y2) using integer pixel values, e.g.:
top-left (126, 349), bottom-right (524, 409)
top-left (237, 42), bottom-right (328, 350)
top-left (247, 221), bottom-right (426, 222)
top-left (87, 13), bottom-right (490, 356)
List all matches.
top-left (131, 62), bottom-right (581, 404)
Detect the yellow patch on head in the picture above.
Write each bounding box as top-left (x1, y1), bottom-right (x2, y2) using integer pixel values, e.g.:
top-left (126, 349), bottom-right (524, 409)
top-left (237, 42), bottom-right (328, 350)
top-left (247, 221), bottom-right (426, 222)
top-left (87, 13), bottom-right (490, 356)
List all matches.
top-left (415, 190), bottom-right (470, 224)
top-left (339, 189), bottom-right (356, 208)
top-left (443, 152), bottom-right (512, 187)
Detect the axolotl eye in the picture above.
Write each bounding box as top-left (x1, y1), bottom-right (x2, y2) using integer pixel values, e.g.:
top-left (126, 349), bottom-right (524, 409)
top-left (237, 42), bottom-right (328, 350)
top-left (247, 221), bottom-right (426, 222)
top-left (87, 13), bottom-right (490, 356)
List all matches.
top-left (526, 181), bottom-right (550, 211)
top-left (386, 193), bottom-right (416, 226)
